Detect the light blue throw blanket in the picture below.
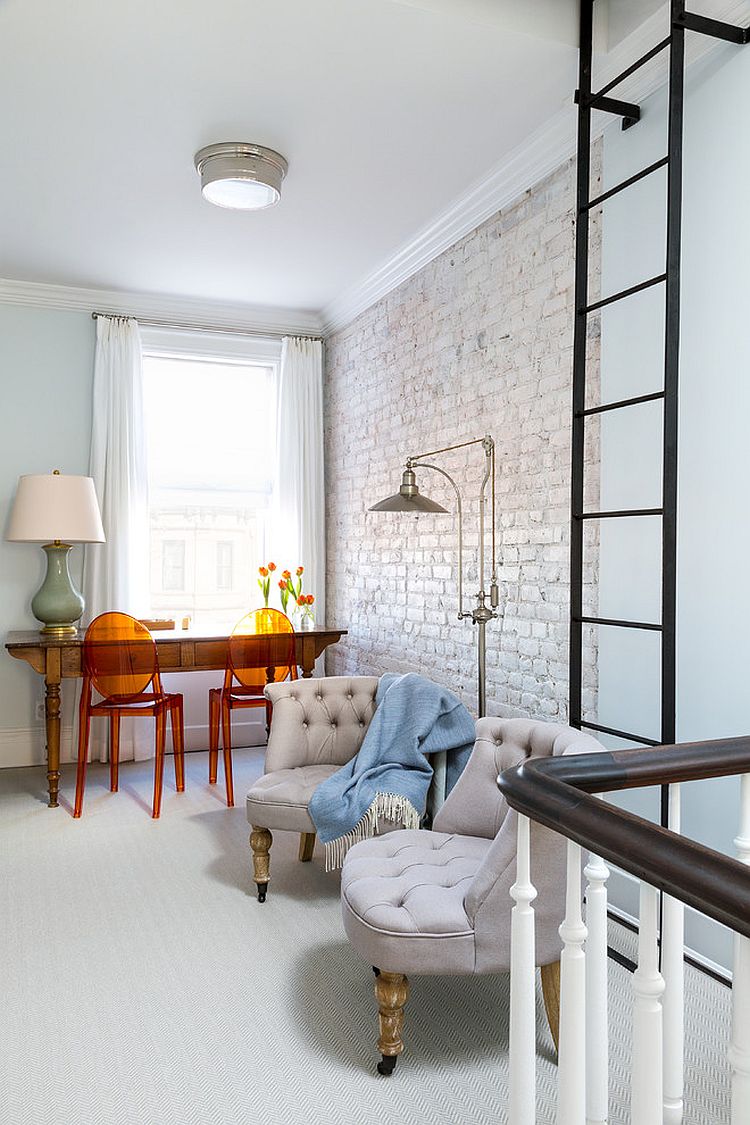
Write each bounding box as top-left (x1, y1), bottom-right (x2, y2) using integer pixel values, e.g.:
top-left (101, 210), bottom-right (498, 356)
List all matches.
top-left (308, 673), bottom-right (474, 869)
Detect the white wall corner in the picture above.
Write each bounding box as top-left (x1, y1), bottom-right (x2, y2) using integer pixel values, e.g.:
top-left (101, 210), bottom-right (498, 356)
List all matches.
top-left (322, 0), bottom-right (749, 337)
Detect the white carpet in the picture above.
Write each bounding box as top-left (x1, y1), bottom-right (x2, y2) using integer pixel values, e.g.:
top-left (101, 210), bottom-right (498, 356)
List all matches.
top-left (0, 749), bottom-right (731, 1124)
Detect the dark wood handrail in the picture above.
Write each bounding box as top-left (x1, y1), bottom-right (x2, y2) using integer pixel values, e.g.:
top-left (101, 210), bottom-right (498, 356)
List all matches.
top-left (498, 737), bottom-right (750, 940)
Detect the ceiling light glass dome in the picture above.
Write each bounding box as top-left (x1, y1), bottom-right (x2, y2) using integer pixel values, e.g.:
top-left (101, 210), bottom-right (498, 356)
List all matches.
top-left (194, 143), bottom-right (288, 211)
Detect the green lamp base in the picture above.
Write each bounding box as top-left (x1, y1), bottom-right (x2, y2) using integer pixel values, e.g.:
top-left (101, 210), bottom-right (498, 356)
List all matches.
top-left (31, 543), bottom-right (85, 637)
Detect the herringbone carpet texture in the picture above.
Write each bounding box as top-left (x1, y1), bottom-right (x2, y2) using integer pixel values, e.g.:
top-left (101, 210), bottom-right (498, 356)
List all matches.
top-left (0, 749), bottom-right (731, 1124)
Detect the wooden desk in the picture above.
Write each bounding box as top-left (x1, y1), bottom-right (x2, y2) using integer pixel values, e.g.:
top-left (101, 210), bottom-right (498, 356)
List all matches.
top-left (5, 626), bottom-right (347, 808)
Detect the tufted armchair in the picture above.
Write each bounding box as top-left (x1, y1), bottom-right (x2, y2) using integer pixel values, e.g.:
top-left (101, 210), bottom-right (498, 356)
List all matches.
top-left (246, 676), bottom-right (379, 901)
top-left (340, 716), bottom-right (605, 1074)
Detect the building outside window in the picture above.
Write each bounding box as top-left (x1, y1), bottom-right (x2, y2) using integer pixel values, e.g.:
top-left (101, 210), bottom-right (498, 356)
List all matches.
top-left (216, 541), bottom-right (233, 592)
top-left (142, 332), bottom-right (279, 629)
top-left (161, 539), bottom-right (186, 592)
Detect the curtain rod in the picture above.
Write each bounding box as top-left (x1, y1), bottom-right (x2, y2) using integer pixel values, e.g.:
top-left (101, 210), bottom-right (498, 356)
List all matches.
top-left (90, 311), bottom-right (322, 342)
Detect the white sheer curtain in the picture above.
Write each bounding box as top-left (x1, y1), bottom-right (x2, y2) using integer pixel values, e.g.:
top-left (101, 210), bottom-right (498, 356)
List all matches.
top-left (81, 315), bottom-right (150, 761)
top-left (274, 337), bottom-right (325, 629)
top-left (83, 315), bottom-right (149, 619)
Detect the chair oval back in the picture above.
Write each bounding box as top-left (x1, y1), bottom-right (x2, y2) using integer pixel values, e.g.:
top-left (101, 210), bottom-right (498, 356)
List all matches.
top-left (228, 608), bottom-right (296, 690)
top-left (84, 612), bottom-right (157, 700)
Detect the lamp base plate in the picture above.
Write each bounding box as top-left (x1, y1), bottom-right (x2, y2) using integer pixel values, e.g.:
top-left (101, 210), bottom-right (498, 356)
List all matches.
top-left (40, 624), bottom-right (78, 637)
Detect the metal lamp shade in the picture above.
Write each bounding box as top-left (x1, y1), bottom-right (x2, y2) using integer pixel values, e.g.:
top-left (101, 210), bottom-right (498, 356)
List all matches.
top-left (369, 469), bottom-right (448, 514)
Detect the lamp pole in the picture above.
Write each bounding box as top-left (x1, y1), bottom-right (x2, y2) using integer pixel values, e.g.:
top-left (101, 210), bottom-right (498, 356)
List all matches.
top-left (370, 435), bottom-right (499, 717)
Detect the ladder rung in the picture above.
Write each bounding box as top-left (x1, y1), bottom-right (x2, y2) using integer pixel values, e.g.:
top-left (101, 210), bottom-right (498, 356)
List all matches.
top-left (581, 390), bottom-right (665, 417)
top-left (578, 508), bottom-right (663, 520)
top-left (576, 615), bottom-right (662, 632)
top-left (584, 274), bottom-right (666, 315)
top-left (579, 720), bottom-right (661, 747)
top-left (584, 156), bottom-right (668, 212)
top-left (593, 36), bottom-right (671, 100)
top-left (675, 11), bottom-right (750, 44)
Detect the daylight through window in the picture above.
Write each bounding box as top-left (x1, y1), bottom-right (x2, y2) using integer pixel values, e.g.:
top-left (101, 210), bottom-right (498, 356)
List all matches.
top-left (143, 353), bottom-right (276, 629)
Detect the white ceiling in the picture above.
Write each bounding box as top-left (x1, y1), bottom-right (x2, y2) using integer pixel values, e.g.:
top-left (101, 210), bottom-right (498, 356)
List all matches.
top-left (0, 0), bottom-right (662, 321)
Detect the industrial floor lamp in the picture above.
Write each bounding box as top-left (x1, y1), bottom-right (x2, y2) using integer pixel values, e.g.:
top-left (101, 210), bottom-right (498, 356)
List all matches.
top-left (369, 434), bottom-right (499, 717)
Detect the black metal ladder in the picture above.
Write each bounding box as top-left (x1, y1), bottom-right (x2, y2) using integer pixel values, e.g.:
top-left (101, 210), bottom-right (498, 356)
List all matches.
top-left (569, 2), bottom-right (750, 796)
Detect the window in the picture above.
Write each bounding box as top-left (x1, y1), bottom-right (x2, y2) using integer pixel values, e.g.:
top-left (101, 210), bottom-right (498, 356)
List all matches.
top-left (162, 540), bottom-right (186, 592)
top-left (216, 541), bottom-right (233, 592)
top-left (142, 330), bottom-right (279, 629)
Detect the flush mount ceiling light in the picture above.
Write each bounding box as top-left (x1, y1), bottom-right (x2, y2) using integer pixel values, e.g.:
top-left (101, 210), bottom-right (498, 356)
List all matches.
top-left (194, 142), bottom-right (288, 210)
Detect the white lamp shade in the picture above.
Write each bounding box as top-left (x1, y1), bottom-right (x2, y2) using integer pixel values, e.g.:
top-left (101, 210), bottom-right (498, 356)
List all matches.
top-left (6, 474), bottom-right (105, 543)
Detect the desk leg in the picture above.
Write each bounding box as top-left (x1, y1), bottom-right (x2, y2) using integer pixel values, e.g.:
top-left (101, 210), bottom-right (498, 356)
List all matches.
top-left (44, 649), bottom-right (62, 808)
top-left (298, 637), bottom-right (315, 679)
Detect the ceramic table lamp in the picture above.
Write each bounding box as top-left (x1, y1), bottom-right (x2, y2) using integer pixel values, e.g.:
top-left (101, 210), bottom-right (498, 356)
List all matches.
top-left (7, 470), bottom-right (105, 636)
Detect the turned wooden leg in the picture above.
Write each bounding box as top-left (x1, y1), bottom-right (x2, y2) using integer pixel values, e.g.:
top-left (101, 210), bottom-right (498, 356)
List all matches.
top-left (250, 826), bottom-right (272, 902)
top-left (374, 970), bottom-right (409, 1075)
top-left (541, 959), bottom-right (561, 1055)
top-left (298, 832), bottom-right (316, 862)
top-left (44, 653), bottom-right (62, 808)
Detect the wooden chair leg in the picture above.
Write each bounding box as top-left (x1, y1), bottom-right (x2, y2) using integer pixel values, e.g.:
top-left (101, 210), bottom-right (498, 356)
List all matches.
top-left (208, 690), bottom-right (219, 785)
top-left (374, 971), bottom-right (409, 1075)
top-left (541, 960), bottom-right (561, 1054)
top-left (250, 826), bottom-right (272, 902)
top-left (109, 713), bottom-right (120, 792)
top-left (221, 697), bottom-right (234, 808)
top-left (152, 707), bottom-right (167, 819)
top-left (73, 695), bottom-right (91, 819)
top-left (298, 832), bottom-right (316, 862)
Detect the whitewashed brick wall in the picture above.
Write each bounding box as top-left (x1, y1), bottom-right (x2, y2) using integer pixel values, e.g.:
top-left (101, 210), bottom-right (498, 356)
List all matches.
top-left (324, 155), bottom-right (601, 721)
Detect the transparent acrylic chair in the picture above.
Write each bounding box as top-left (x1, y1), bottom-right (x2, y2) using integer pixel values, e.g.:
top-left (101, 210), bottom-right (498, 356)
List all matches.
top-left (73, 611), bottom-right (185, 819)
top-left (208, 607), bottom-right (297, 807)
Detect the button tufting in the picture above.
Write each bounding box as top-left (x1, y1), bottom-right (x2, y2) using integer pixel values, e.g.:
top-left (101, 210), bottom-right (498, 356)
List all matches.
top-left (359, 721), bottom-right (365, 727)
top-left (316, 694), bottom-right (323, 701)
top-left (347, 693), bottom-right (353, 699)
top-left (331, 721), bottom-right (337, 728)
top-left (302, 722), bottom-right (308, 729)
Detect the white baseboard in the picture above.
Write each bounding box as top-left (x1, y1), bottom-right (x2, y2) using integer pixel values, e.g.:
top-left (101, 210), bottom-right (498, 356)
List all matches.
top-left (0, 718), bottom-right (266, 769)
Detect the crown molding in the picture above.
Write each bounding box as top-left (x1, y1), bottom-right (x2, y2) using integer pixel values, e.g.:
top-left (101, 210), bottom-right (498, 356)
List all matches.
top-left (0, 278), bottom-right (324, 337)
top-left (323, 0), bottom-right (749, 336)
top-left (321, 104), bottom-right (578, 336)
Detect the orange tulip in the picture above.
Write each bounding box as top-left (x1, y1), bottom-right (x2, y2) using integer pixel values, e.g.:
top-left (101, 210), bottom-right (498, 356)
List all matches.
top-left (278, 579), bottom-right (286, 589)
top-left (268, 561), bottom-right (277, 572)
top-left (296, 566), bottom-right (304, 576)
top-left (306, 594), bottom-right (315, 605)
top-left (297, 595), bottom-right (305, 607)
top-left (281, 569), bottom-right (291, 580)
top-left (259, 566), bottom-right (268, 577)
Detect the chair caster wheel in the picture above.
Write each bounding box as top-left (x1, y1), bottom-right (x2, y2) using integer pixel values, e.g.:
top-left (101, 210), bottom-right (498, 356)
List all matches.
top-left (377, 1055), bottom-right (397, 1076)
top-left (256, 883), bottom-right (268, 903)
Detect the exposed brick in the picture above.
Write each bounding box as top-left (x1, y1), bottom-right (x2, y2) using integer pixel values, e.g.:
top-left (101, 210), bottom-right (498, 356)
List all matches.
top-left (324, 153), bottom-right (601, 723)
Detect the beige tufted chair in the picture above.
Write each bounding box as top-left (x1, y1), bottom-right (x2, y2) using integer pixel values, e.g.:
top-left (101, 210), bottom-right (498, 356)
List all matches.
top-left (246, 676), bottom-right (379, 901)
top-left (340, 716), bottom-right (605, 1074)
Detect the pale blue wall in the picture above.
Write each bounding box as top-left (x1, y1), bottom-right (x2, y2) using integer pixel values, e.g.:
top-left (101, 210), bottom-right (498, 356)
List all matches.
top-left (0, 305), bottom-right (95, 749)
top-left (599, 42), bottom-right (750, 971)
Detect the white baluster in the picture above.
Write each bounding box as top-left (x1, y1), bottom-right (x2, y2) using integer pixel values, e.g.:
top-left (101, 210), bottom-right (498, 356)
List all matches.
top-left (557, 840), bottom-right (587, 1125)
top-left (662, 783), bottom-right (685, 1124)
top-left (509, 813), bottom-right (537, 1125)
top-left (631, 882), bottom-right (665, 1124)
top-left (584, 848), bottom-right (609, 1125)
top-left (730, 773), bottom-right (750, 1124)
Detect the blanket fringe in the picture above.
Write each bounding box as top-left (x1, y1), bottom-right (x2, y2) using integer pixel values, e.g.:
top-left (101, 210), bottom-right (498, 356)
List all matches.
top-left (324, 792), bottom-right (421, 872)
